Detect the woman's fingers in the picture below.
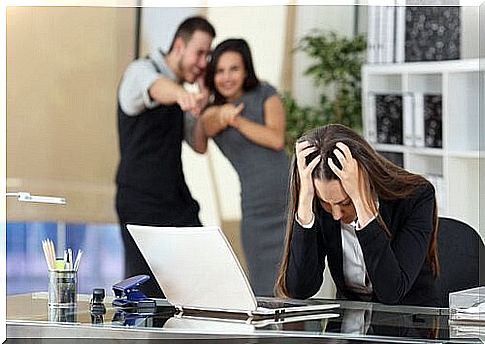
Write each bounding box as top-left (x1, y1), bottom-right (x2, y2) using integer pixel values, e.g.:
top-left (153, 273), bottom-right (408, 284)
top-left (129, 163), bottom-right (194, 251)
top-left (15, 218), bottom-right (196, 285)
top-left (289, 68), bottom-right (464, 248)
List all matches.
top-left (295, 140), bottom-right (313, 154)
top-left (296, 146), bottom-right (317, 170)
top-left (306, 154), bottom-right (321, 172)
top-left (295, 141), bottom-right (319, 202)
top-left (331, 143), bottom-right (354, 172)
top-left (327, 158), bottom-right (342, 178)
top-left (336, 142), bottom-right (353, 160)
top-left (333, 148), bottom-right (346, 168)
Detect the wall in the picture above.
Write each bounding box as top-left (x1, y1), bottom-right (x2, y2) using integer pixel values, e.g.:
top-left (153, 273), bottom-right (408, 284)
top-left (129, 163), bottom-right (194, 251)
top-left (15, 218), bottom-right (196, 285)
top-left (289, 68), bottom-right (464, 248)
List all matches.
top-left (292, 5), bottom-right (356, 106)
top-left (6, 6), bottom-right (136, 223)
top-left (139, 7), bottom-right (199, 56)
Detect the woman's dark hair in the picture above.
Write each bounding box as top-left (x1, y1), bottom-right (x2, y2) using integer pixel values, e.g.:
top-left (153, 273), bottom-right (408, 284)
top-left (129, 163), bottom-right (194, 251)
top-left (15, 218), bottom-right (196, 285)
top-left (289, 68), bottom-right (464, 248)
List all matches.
top-left (275, 124), bottom-right (439, 297)
top-left (168, 16), bottom-right (216, 53)
top-left (205, 38), bottom-right (260, 105)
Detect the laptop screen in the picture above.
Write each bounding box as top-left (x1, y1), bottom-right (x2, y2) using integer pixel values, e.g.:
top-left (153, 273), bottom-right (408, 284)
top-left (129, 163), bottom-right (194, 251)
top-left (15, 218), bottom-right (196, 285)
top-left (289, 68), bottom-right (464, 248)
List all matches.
top-left (127, 225), bottom-right (259, 312)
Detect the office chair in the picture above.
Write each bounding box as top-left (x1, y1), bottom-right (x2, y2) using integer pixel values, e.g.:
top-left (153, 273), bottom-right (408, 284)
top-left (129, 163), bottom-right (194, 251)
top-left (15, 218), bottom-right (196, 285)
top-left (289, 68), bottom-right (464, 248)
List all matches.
top-left (437, 217), bottom-right (485, 307)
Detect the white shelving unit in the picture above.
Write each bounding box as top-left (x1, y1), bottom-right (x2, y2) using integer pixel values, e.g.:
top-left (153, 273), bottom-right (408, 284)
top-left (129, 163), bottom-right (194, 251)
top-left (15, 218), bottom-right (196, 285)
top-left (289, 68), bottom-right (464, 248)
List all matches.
top-left (362, 59), bottom-right (484, 234)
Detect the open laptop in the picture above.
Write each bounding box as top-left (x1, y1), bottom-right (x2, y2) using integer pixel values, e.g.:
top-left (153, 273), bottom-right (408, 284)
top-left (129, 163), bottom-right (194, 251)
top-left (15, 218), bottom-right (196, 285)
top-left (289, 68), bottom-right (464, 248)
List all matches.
top-left (127, 225), bottom-right (339, 318)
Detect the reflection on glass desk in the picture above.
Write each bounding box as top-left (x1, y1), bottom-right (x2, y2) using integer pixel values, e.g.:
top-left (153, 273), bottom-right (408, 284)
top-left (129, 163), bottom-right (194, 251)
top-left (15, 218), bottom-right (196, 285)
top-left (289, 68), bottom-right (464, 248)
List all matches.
top-left (6, 293), bottom-right (483, 343)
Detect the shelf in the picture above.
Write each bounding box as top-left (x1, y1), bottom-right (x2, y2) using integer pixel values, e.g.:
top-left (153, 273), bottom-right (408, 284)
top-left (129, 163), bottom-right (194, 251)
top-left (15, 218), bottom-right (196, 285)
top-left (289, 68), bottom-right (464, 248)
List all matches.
top-left (373, 146), bottom-right (484, 159)
top-left (363, 58), bottom-right (481, 75)
top-left (409, 147), bottom-right (445, 157)
top-left (447, 151), bottom-right (485, 159)
top-left (373, 144), bottom-right (444, 156)
top-left (362, 58), bottom-right (483, 231)
top-left (373, 144), bottom-right (407, 153)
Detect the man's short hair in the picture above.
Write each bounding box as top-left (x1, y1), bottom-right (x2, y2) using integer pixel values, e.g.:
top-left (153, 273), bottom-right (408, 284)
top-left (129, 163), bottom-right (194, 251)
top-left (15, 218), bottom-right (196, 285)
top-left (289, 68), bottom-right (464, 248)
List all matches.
top-left (168, 16), bottom-right (216, 52)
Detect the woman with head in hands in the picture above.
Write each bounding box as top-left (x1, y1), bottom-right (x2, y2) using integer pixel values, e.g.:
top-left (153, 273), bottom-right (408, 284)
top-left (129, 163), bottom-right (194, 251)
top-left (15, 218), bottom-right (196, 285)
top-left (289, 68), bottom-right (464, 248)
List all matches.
top-left (275, 124), bottom-right (441, 306)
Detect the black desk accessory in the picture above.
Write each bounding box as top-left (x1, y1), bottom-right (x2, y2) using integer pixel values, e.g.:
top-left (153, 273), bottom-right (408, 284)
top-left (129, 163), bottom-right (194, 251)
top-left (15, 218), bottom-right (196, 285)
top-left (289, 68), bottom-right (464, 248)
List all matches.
top-left (90, 288), bottom-right (106, 324)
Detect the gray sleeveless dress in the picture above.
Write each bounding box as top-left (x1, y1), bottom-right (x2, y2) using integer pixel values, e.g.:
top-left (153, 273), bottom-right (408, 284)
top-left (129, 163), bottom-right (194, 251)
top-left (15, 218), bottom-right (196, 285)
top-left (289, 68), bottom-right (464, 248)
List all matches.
top-left (213, 83), bottom-right (289, 296)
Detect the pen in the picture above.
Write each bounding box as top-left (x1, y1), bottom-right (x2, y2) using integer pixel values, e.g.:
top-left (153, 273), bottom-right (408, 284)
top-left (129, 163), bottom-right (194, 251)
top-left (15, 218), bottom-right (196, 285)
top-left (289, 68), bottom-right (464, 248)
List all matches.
top-left (63, 249), bottom-right (68, 270)
top-left (74, 249), bottom-right (83, 271)
top-left (42, 240), bottom-right (53, 270)
top-left (68, 248), bottom-right (73, 270)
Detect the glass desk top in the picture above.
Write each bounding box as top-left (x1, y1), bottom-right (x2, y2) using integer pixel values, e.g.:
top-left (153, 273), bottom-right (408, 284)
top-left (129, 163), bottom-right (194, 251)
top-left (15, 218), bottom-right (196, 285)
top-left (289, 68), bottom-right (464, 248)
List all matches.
top-left (6, 293), bottom-right (484, 343)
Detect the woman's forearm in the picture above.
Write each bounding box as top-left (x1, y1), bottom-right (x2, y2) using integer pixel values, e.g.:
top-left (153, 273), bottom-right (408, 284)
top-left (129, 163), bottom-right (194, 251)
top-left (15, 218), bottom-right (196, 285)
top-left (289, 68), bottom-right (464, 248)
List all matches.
top-left (202, 106), bottom-right (227, 137)
top-left (232, 116), bottom-right (285, 151)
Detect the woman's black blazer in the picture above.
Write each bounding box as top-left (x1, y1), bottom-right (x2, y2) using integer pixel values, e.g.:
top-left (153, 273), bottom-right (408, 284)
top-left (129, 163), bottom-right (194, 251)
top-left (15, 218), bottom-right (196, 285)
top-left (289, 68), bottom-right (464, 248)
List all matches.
top-left (286, 182), bottom-right (441, 307)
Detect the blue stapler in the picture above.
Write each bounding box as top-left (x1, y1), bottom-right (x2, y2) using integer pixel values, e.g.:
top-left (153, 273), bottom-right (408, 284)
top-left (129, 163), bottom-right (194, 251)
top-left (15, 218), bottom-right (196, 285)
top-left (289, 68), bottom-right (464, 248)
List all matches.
top-left (112, 275), bottom-right (156, 310)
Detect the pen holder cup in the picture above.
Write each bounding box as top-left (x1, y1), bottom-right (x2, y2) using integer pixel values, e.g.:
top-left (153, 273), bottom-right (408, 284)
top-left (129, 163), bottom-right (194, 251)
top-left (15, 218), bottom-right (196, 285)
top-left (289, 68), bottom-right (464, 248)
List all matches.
top-left (48, 270), bottom-right (78, 308)
top-left (48, 304), bottom-right (77, 323)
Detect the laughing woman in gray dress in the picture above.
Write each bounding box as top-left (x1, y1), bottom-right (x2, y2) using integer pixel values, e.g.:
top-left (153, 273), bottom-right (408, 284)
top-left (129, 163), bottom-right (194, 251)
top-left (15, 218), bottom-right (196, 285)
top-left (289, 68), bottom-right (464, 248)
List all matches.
top-left (193, 39), bottom-right (288, 296)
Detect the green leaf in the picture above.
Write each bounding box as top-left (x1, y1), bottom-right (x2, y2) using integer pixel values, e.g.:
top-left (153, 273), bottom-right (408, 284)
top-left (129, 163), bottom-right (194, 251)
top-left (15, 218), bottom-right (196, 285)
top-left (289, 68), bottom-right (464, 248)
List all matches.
top-left (284, 30), bottom-right (366, 153)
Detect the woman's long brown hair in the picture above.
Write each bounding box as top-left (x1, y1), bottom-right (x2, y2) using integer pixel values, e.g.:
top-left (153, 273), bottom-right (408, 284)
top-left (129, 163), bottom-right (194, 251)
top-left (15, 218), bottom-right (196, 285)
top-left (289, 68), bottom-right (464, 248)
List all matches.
top-left (274, 124), bottom-right (439, 297)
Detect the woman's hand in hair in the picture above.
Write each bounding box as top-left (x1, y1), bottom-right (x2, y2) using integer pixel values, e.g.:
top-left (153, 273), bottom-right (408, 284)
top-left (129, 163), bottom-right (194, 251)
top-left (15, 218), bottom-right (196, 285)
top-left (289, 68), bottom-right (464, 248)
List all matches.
top-left (295, 141), bottom-right (321, 224)
top-left (327, 142), bottom-right (360, 200)
top-left (328, 142), bottom-right (374, 228)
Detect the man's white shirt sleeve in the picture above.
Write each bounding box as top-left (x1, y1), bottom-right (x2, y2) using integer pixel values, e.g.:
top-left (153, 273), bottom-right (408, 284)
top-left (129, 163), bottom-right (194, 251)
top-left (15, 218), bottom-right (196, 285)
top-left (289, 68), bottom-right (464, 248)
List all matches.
top-left (118, 60), bottom-right (161, 116)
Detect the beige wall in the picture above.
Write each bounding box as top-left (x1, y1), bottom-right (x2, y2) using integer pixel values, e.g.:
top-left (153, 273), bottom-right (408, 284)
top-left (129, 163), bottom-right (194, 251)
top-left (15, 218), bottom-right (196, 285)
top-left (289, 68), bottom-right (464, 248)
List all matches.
top-left (6, 7), bottom-right (136, 223)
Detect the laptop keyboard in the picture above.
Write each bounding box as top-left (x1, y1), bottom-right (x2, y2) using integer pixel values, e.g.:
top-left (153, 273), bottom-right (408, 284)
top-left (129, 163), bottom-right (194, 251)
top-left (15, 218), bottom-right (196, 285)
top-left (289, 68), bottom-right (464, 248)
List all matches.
top-left (257, 300), bottom-right (306, 309)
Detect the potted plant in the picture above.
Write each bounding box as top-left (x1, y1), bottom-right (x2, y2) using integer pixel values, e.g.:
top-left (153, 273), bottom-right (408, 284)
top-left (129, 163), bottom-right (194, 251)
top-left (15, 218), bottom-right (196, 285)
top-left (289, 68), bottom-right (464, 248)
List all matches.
top-left (284, 30), bottom-right (367, 155)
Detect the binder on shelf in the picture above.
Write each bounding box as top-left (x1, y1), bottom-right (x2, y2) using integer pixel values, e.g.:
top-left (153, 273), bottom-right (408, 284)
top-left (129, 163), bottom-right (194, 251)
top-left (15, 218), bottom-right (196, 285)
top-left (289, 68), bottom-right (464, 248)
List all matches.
top-left (404, 6), bottom-right (461, 62)
top-left (368, 92), bottom-right (413, 146)
top-left (374, 6), bottom-right (395, 64)
top-left (402, 93), bottom-right (414, 147)
top-left (394, 1), bottom-right (406, 63)
top-left (383, 6), bottom-right (395, 64)
top-left (375, 93), bottom-right (404, 145)
top-left (367, 93), bottom-right (377, 143)
top-left (369, 2), bottom-right (460, 64)
top-left (366, 6), bottom-right (378, 64)
top-left (424, 94), bottom-right (443, 148)
top-left (413, 93), bottom-right (425, 147)
top-left (375, 6), bottom-right (381, 64)
top-left (413, 93), bottom-right (443, 148)
top-left (376, 6), bottom-right (384, 63)
top-left (369, 91), bottom-right (442, 149)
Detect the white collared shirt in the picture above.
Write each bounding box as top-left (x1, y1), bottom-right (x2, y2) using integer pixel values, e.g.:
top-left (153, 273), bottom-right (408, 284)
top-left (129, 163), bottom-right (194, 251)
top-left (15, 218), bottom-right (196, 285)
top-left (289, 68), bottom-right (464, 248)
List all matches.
top-left (341, 220), bottom-right (373, 295)
top-left (296, 213), bottom-right (374, 296)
